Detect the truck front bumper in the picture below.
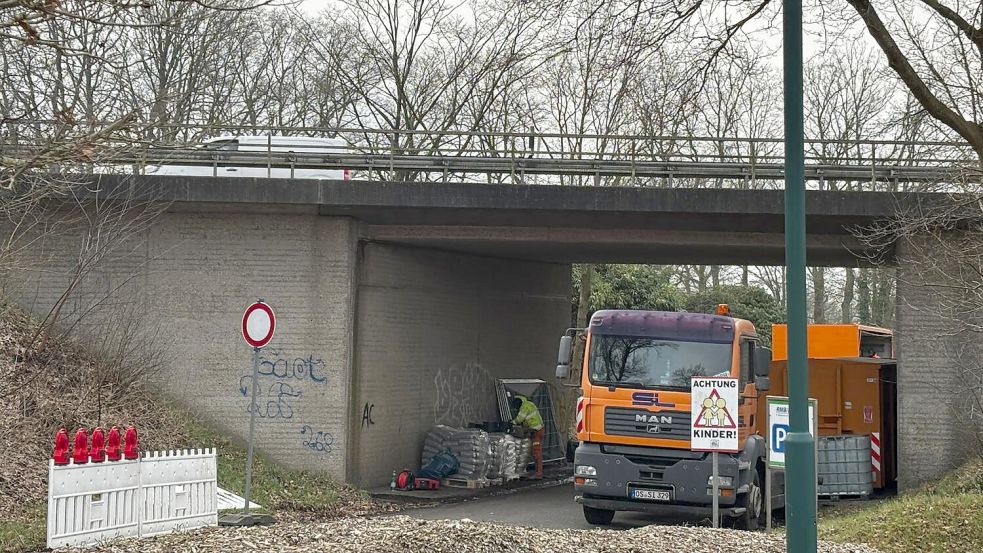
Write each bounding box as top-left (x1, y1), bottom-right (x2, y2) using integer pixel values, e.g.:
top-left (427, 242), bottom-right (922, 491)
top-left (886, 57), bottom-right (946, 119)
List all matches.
top-left (576, 494), bottom-right (746, 518)
top-left (574, 442), bottom-right (744, 508)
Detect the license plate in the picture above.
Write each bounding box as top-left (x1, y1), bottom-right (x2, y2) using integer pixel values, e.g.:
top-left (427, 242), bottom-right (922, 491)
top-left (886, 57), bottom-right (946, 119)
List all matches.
top-left (629, 488), bottom-right (672, 501)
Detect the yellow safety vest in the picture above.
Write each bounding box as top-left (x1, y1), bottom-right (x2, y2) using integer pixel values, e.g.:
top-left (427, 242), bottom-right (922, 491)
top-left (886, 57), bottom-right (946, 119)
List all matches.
top-left (512, 396), bottom-right (544, 431)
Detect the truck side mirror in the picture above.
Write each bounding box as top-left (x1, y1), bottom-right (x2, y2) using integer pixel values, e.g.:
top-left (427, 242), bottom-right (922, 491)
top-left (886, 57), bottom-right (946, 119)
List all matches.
top-left (555, 335), bottom-right (573, 379)
top-left (754, 347), bottom-right (772, 378)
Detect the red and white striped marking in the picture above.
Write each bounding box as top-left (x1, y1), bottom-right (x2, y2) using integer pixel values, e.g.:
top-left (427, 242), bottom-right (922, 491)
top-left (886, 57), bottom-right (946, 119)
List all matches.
top-left (575, 397), bottom-right (585, 434)
top-left (871, 432), bottom-right (882, 474)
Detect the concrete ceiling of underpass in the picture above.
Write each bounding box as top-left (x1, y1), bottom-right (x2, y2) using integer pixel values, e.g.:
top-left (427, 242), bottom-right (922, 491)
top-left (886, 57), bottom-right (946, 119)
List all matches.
top-left (361, 225), bottom-right (886, 267)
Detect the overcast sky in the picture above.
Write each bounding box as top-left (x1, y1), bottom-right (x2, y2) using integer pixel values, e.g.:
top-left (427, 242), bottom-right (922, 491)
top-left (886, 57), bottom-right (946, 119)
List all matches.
top-left (292, 0), bottom-right (870, 65)
top-left (298, 0), bottom-right (331, 14)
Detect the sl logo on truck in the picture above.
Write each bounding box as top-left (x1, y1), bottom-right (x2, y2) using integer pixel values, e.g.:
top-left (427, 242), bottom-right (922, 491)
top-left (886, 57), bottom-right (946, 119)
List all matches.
top-left (631, 391), bottom-right (675, 408)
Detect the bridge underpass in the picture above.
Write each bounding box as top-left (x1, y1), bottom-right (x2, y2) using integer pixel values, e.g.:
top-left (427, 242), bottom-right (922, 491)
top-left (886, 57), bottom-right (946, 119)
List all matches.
top-left (5, 174), bottom-right (973, 490)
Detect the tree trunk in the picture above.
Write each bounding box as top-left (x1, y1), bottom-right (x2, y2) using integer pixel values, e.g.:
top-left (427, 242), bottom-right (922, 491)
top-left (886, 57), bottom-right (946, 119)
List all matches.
top-left (871, 269), bottom-right (895, 327)
top-left (711, 265), bottom-right (720, 289)
top-left (841, 268), bottom-right (855, 323)
top-left (572, 264), bottom-right (594, 379)
top-left (811, 267), bottom-right (826, 323)
top-left (741, 266), bottom-right (749, 287)
top-left (576, 265), bottom-right (594, 328)
top-left (856, 269), bottom-right (872, 324)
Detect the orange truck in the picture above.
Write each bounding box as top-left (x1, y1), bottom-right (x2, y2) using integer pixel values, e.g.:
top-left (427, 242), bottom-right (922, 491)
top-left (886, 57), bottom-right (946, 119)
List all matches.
top-left (769, 324), bottom-right (897, 491)
top-left (555, 307), bottom-right (773, 529)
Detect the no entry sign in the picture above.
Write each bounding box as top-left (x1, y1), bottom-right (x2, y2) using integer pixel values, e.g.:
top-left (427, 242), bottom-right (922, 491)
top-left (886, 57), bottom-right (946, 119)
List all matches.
top-left (242, 301), bottom-right (275, 349)
top-left (690, 376), bottom-right (739, 453)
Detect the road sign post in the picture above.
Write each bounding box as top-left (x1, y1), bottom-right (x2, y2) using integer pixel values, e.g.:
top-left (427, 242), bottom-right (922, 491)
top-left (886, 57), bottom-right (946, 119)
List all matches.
top-left (690, 376), bottom-right (739, 529)
top-left (219, 300), bottom-right (276, 528)
top-left (765, 396), bottom-right (818, 530)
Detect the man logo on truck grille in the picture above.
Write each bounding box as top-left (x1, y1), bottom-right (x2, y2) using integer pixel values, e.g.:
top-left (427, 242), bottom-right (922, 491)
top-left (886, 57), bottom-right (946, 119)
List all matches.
top-left (693, 389), bottom-right (736, 429)
top-left (634, 414), bottom-right (672, 434)
top-left (635, 414), bottom-right (673, 424)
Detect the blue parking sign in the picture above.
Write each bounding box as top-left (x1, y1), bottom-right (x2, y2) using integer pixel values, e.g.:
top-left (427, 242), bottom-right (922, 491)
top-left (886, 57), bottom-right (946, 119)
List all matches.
top-left (771, 423), bottom-right (789, 453)
top-left (766, 396), bottom-right (816, 469)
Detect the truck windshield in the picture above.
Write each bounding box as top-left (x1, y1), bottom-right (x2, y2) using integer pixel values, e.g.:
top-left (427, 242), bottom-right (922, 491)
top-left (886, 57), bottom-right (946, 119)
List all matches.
top-left (589, 335), bottom-right (732, 390)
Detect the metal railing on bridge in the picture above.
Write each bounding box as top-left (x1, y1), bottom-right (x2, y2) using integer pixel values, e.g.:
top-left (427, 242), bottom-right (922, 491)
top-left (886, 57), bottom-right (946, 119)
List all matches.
top-left (2, 121), bottom-right (979, 189)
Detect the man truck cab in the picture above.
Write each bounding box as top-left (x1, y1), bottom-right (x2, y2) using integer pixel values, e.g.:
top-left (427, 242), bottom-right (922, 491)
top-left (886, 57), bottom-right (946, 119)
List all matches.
top-left (556, 308), bottom-right (772, 529)
top-left (146, 135), bottom-right (349, 180)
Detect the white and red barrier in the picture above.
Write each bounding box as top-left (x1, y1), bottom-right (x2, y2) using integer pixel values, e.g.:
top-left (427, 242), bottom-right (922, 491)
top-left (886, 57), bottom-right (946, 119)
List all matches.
top-left (575, 397), bottom-right (585, 434)
top-left (47, 427), bottom-right (217, 549)
top-left (870, 431), bottom-right (882, 479)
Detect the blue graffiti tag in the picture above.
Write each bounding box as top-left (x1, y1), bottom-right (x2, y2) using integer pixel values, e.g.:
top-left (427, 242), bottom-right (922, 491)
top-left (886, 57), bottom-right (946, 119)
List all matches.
top-left (300, 425), bottom-right (334, 454)
top-left (256, 349), bottom-right (328, 384)
top-left (240, 380), bottom-right (302, 420)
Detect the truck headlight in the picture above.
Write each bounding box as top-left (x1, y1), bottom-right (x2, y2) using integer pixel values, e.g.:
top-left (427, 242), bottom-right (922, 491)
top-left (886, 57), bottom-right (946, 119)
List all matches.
top-left (575, 465), bottom-right (597, 476)
top-left (708, 475), bottom-right (733, 487)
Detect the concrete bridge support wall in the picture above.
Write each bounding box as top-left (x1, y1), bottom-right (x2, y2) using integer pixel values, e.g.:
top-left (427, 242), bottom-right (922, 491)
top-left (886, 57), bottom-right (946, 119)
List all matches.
top-left (5, 206), bottom-right (359, 480)
top-left (349, 243), bottom-right (571, 487)
top-left (895, 234), bottom-right (983, 488)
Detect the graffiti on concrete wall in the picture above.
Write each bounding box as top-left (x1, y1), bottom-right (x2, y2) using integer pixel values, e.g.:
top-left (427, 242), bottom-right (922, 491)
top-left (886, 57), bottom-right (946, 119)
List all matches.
top-left (239, 379), bottom-right (303, 419)
top-left (361, 403), bottom-right (375, 427)
top-left (300, 425), bottom-right (334, 454)
top-left (237, 348), bottom-right (335, 455)
top-left (433, 363), bottom-right (498, 426)
top-left (258, 351), bottom-right (328, 384)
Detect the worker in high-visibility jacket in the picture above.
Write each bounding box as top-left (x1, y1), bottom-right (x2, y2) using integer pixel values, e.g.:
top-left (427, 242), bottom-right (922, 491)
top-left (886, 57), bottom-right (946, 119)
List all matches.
top-left (510, 395), bottom-right (545, 478)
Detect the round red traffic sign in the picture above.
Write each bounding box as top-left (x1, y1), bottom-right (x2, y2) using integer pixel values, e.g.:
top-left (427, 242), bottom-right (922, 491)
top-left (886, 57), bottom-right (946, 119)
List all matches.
top-left (242, 301), bottom-right (275, 348)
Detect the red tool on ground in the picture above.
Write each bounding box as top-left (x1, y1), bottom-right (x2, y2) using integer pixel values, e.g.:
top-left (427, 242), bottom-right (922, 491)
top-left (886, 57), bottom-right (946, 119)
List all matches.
top-left (395, 469), bottom-right (415, 490)
top-left (414, 477), bottom-right (440, 490)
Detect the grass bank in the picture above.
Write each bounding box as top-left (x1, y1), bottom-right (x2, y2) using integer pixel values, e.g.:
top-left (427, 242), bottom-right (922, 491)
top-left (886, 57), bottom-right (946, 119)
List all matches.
top-left (0, 301), bottom-right (376, 552)
top-left (821, 459), bottom-right (983, 553)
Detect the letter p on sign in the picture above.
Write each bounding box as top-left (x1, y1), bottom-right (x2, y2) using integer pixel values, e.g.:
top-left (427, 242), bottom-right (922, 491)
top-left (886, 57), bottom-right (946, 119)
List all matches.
top-left (772, 424), bottom-right (789, 453)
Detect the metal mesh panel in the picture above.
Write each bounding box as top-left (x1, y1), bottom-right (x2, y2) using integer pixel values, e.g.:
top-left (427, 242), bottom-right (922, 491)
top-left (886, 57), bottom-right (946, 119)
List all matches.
top-left (496, 379), bottom-right (564, 462)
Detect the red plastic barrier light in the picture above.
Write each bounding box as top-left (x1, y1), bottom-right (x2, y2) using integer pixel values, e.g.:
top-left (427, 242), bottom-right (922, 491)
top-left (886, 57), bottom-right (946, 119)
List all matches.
top-left (52, 428), bottom-right (70, 465)
top-left (89, 427), bottom-right (106, 462)
top-left (106, 426), bottom-right (122, 461)
top-left (72, 428), bottom-right (89, 464)
top-left (123, 426), bottom-right (139, 460)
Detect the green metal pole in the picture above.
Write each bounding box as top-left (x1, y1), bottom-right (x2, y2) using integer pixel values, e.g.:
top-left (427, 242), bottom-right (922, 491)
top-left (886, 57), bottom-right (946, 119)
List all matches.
top-left (783, 0), bottom-right (817, 551)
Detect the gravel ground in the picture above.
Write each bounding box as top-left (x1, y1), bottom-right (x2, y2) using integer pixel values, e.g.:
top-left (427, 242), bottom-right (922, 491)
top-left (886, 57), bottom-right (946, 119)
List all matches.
top-left (71, 515), bottom-right (880, 553)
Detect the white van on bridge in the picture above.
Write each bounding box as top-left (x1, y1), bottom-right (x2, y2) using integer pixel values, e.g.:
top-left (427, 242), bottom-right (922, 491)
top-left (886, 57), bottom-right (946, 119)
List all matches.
top-left (146, 135), bottom-right (350, 180)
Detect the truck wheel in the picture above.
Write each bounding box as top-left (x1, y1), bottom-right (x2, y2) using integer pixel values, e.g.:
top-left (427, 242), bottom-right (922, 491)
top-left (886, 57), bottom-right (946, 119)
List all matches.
top-left (735, 468), bottom-right (763, 531)
top-left (583, 505), bottom-right (615, 525)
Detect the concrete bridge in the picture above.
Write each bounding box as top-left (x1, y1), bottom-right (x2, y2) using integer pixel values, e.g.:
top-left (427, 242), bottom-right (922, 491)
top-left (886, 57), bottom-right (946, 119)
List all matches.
top-left (7, 174), bottom-right (973, 489)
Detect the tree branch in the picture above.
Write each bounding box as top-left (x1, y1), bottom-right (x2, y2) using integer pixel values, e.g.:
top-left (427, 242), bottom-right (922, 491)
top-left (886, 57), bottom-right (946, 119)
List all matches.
top-left (845, 0), bottom-right (983, 161)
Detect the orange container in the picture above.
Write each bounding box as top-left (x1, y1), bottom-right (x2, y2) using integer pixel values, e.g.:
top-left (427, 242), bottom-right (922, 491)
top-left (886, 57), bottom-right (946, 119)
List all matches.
top-left (761, 358), bottom-right (897, 489)
top-left (772, 323), bottom-right (893, 361)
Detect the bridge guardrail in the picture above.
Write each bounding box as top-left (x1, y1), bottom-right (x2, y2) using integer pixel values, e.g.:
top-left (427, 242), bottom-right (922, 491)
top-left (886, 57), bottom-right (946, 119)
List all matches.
top-left (1, 121), bottom-right (978, 187)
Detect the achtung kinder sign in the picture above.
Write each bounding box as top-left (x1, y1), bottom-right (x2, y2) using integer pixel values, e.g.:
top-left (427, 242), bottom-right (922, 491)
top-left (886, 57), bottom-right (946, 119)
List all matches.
top-left (690, 377), bottom-right (740, 453)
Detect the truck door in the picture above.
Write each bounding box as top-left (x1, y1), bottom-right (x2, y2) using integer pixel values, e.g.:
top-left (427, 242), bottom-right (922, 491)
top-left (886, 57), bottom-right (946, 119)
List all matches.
top-left (738, 336), bottom-right (759, 440)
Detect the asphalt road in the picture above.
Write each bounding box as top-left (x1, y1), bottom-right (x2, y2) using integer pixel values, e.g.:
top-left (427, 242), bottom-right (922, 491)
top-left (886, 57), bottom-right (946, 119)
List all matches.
top-left (406, 483), bottom-right (708, 530)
